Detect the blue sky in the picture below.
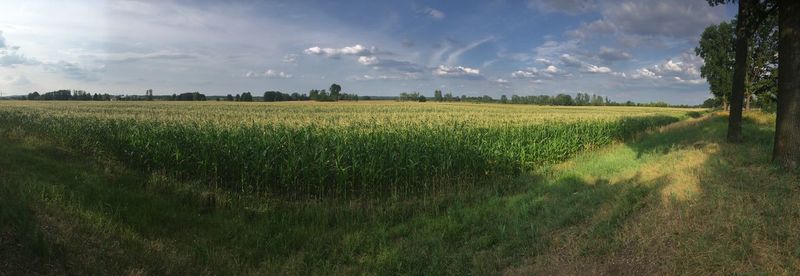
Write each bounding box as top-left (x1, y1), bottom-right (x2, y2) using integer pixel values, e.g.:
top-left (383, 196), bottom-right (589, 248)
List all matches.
top-left (0, 0), bottom-right (734, 104)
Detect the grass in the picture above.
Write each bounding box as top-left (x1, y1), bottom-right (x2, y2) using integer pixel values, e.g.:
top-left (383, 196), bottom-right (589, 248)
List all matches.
top-left (2, 109), bottom-right (798, 274)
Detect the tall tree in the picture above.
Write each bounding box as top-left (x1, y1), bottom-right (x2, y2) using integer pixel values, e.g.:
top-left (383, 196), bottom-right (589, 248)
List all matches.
top-left (696, 22), bottom-right (735, 110)
top-left (707, 0), bottom-right (774, 142)
top-left (773, 0), bottom-right (800, 169)
top-left (329, 83), bottom-right (341, 100)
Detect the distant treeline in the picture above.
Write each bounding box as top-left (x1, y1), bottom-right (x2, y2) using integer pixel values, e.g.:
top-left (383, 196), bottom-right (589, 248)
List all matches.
top-left (25, 90), bottom-right (208, 101)
top-left (400, 90), bottom-right (697, 108)
top-left (17, 86), bottom-right (697, 107)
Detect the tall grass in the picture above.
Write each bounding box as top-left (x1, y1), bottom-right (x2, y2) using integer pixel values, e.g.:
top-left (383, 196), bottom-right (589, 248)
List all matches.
top-left (0, 101), bottom-right (697, 197)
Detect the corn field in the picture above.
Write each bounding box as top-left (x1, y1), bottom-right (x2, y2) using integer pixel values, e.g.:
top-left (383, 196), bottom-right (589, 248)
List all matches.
top-left (0, 101), bottom-right (701, 197)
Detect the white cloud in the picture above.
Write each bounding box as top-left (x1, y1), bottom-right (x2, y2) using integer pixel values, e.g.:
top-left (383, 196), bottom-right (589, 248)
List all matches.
top-left (357, 56), bottom-right (379, 65)
top-left (511, 65), bottom-right (568, 79)
top-left (304, 44), bottom-right (376, 58)
top-left (244, 69), bottom-right (292, 79)
top-left (511, 68), bottom-right (539, 79)
top-left (433, 65), bottom-right (481, 79)
top-left (584, 64), bottom-right (612, 73)
top-left (631, 68), bottom-right (659, 79)
top-left (495, 78), bottom-right (509, 83)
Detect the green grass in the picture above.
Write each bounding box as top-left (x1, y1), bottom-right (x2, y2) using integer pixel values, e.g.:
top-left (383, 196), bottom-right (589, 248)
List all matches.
top-left (2, 109), bottom-right (798, 274)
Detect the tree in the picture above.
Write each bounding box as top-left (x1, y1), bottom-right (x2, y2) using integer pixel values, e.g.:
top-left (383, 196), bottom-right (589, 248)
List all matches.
top-left (696, 22), bottom-right (735, 110)
top-left (241, 92), bottom-right (253, 102)
top-left (773, 0), bottom-right (800, 169)
top-left (434, 90), bottom-right (443, 102)
top-left (728, 0), bottom-right (757, 143)
top-left (500, 95), bottom-right (508, 103)
top-left (226, 94), bottom-right (234, 101)
top-left (707, 0), bottom-right (776, 143)
top-left (329, 83), bottom-right (341, 101)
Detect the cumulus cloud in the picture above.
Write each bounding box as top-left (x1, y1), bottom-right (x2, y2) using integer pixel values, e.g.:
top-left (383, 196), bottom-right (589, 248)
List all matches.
top-left (0, 30), bottom-right (5, 48)
top-left (584, 64), bottom-right (612, 73)
top-left (631, 68), bottom-right (660, 79)
top-left (433, 65), bottom-right (482, 79)
top-left (304, 44), bottom-right (376, 58)
top-left (423, 7), bottom-right (445, 20)
top-left (620, 51), bottom-right (704, 84)
top-left (495, 78), bottom-right (509, 83)
top-left (357, 56), bottom-right (379, 65)
top-left (511, 65), bottom-right (568, 79)
top-left (544, 65), bottom-right (560, 74)
top-left (244, 69), bottom-right (292, 79)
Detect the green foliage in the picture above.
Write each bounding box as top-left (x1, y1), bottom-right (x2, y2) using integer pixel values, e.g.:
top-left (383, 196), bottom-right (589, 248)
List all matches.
top-left (696, 21), bottom-right (735, 106)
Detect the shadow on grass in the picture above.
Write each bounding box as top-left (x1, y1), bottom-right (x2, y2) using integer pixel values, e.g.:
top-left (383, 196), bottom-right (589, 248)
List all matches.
top-left (515, 112), bottom-right (800, 275)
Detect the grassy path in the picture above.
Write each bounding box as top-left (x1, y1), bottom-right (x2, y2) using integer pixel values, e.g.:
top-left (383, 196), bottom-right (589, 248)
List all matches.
top-left (1, 112), bottom-right (798, 274)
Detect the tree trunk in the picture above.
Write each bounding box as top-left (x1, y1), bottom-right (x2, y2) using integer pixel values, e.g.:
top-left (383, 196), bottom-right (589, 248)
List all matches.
top-left (728, 0), bottom-right (754, 143)
top-left (773, 0), bottom-right (800, 170)
top-left (745, 93), bottom-right (751, 111)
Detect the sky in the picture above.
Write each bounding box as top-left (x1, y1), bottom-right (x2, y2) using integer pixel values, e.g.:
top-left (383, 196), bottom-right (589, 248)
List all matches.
top-left (0, 0), bottom-right (735, 104)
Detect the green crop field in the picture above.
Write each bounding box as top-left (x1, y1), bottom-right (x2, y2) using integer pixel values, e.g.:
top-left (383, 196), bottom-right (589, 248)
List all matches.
top-left (0, 101), bottom-right (701, 198)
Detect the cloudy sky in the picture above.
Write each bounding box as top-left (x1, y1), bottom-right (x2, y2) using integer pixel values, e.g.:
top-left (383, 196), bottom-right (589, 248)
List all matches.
top-left (0, 0), bottom-right (734, 104)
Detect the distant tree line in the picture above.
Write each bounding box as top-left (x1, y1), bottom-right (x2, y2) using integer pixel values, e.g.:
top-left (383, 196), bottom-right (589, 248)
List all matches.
top-left (401, 90), bottom-right (697, 107)
top-left (27, 90), bottom-right (114, 101)
top-left (25, 89), bottom-right (208, 101)
top-left (308, 84), bottom-right (358, 101)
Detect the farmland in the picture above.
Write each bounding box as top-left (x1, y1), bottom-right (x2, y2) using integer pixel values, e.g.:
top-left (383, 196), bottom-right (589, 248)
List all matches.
top-left (2, 102), bottom-right (799, 274)
top-left (0, 101), bottom-right (698, 198)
